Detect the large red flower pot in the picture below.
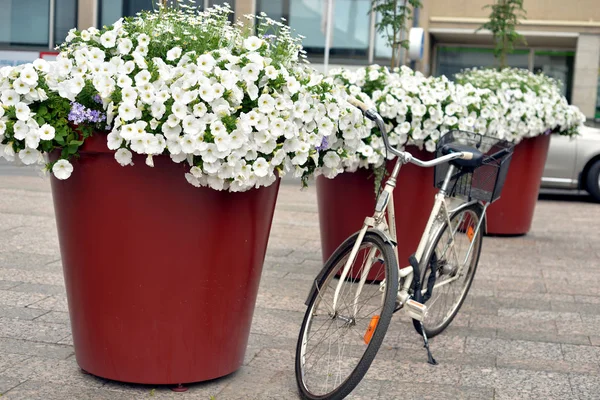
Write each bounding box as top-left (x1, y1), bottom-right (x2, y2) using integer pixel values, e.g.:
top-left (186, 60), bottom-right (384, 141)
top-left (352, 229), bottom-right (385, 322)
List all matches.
top-left (486, 134), bottom-right (551, 235)
top-left (317, 147), bottom-right (435, 279)
top-left (49, 135), bottom-right (279, 385)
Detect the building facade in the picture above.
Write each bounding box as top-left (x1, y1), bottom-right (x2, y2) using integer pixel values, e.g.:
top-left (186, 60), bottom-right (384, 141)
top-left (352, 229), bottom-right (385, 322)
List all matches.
top-left (1, 0), bottom-right (599, 118)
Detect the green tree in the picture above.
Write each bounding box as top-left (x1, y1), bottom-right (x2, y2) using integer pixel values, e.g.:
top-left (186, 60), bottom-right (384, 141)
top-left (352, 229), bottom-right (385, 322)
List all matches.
top-left (371, 0), bottom-right (423, 69)
top-left (478, 0), bottom-right (527, 69)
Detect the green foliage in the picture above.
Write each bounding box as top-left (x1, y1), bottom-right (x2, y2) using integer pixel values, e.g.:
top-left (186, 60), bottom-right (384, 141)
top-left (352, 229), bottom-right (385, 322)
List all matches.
top-left (63, 4), bottom-right (303, 70)
top-left (370, 0), bottom-right (422, 68)
top-left (478, 0), bottom-right (527, 69)
top-left (372, 163), bottom-right (388, 197)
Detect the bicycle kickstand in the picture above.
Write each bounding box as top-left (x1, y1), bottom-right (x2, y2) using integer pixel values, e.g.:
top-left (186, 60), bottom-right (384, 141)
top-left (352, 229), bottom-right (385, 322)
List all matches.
top-left (419, 321), bottom-right (438, 365)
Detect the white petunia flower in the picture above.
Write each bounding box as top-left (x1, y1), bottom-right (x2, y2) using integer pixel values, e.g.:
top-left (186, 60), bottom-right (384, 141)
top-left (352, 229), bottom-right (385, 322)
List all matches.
top-left (25, 130), bottom-right (40, 149)
top-left (118, 101), bottom-right (138, 121)
top-left (117, 38), bottom-right (133, 55)
top-left (137, 33), bottom-right (150, 46)
top-left (252, 157), bottom-right (269, 177)
top-left (14, 103), bottom-right (31, 121)
top-left (115, 148), bottom-right (133, 166)
top-left (197, 54), bottom-right (216, 72)
top-left (12, 79), bottom-right (31, 95)
top-left (13, 120), bottom-right (29, 140)
top-left (100, 31), bottom-right (117, 48)
top-left (33, 59), bottom-right (50, 72)
top-left (39, 124), bottom-right (55, 141)
top-left (107, 130), bottom-right (123, 150)
top-left (243, 36), bottom-right (264, 51)
top-left (52, 159), bottom-right (74, 180)
top-left (1, 90), bottom-right (19, 106)
top-left (18, 148), bottom-right (41, 165)
top-left (241, 63), bottom-right (261, 82)
top-left (166, 47), bottom-right (182, 61)
top-left (19, 66), bottom-right (38, 86)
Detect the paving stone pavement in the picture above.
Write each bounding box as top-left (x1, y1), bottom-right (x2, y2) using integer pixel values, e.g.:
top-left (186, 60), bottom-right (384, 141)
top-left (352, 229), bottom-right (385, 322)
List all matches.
top-left (0, 170), bottom-right (599, 399)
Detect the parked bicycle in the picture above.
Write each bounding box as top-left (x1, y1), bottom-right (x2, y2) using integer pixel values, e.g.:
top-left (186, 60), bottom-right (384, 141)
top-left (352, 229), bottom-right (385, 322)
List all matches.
top-left (295, 98), bottom-right (514, 400)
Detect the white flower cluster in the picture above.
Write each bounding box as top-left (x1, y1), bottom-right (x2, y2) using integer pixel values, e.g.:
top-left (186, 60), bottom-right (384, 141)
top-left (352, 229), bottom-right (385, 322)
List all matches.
top-left (325, 65), bottom-right (498, 174)
top-left (456, 68), bottom-right (585, 140)
top-left (0, 6), bottom-right (367, 191)
top-left (323, 65), bottom-right (586, 175)
top-left (0, 62), bottom-right (82, 180)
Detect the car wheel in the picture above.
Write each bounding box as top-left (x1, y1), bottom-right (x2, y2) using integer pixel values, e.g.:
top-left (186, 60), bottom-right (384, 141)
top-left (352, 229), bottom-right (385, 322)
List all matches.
top-left (586, 160), bottom-right (600, 202)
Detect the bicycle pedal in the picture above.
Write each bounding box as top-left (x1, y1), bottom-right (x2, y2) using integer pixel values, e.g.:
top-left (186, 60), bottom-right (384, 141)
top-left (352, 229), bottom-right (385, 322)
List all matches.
top-left (405, 299), bottom-right (427, 321)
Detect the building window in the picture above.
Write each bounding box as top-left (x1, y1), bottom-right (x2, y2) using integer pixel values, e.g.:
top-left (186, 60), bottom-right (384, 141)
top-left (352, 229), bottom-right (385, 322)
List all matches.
top-left (0, 0), bottom-right (51, 46)
top-left (54, 0), bottom-right (78, 45)
top-left (209, 0), bottom-right (234, 7)
top-left (532, 50), bottom-right (574, 100)
top-left (99, 0), bottom-right (234, 27)
top-left (0, 0), bottom-right (76, 48)
top-left (435, 46), bottom-right (529, 78)
top-left (434, 46), bottom-right (575, 102)
top-left (256, 0), bottom-right (371, 63)
top-left (100, 0), bottom-right (154, 27)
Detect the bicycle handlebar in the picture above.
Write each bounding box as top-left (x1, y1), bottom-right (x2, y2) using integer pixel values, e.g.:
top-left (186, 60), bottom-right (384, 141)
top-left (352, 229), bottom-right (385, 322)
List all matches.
top-left (347, 97), bottom-right (473, 168)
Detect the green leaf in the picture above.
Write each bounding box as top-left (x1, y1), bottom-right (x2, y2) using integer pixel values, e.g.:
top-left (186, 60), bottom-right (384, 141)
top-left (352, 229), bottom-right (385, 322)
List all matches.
top-left (67, 144), bottom-right (80, 154)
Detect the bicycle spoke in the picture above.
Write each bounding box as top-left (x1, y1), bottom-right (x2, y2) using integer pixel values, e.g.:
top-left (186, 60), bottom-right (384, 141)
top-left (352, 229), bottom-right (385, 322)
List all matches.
top-left (421, 208), bottom-right (481, 334)
top-left (298, 235), bottom-right (396, 398)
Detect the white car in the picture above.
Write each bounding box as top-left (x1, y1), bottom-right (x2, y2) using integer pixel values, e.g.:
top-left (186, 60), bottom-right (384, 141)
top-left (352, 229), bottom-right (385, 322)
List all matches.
top-left (542, 125), bottom-right (600, 201)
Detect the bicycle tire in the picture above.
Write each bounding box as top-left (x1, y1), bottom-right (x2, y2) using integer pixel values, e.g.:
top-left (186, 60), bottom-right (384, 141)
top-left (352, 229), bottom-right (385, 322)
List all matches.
top-left (412, 203), bottom-right (484, 337)
top-left (296, 231), bottom-right (398, 400)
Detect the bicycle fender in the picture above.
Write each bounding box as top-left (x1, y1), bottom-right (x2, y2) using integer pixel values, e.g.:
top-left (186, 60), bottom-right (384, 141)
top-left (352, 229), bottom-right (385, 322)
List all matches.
top-left (304, 229), bottom-right (395, 306)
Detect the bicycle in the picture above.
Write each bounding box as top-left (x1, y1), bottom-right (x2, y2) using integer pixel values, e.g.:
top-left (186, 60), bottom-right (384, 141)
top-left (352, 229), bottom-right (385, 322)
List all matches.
top-left (295, 98), bottom-right (514, 400)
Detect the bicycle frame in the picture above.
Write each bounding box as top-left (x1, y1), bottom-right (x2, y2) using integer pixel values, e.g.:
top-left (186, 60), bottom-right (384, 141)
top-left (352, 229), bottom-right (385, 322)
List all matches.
top-left (331, 157), bottom-right (489, 314)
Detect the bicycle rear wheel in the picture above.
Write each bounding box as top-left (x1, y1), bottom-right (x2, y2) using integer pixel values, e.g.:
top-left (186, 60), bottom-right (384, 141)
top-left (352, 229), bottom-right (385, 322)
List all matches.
top-left (296, 232), bottom-right (398, 400)
top-left (413, 203), bottom-right (484, 337)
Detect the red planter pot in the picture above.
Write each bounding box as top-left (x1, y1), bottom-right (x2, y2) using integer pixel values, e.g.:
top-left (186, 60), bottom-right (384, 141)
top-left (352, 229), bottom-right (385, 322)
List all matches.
top-left (49, 135), bottom-right (279, 385)
top-left (317, 147), bottom-right (435, 279)
top-left (486, 134), bottom-right (551, 235)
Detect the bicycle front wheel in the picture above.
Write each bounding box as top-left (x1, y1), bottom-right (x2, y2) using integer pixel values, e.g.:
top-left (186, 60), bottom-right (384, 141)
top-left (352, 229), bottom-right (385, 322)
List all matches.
top-left (413, 203), bottom-right (484, 338)
top-left (296, 232), bottom-right (398, 400)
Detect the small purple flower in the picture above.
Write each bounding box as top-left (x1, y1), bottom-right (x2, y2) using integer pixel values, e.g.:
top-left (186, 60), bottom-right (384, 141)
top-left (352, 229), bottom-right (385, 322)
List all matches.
top-left (68, 102), bottom-right (106, 125)
top-left (316, 136), bottom-right (329, 151)
top-left (544, 128), bottom-right (553, 135)
top-left (68, 102), bottom-right (87, 125)
top-left (93, 94), bottom-right (103, 104)
top-left (263, 34), bottom-right (277, 43)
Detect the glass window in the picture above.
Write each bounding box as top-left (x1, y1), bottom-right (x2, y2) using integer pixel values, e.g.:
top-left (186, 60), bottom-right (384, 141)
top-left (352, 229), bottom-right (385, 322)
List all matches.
top-left (100, 0), bottom-right (154, 27)
top-left (100, 1), bottom-right (233, 28)
top-left (208, 0), bottom-right (234, 8)
top-left (533, 50), bottom-right (574, 101)
top-left (100, 0), bottom-right (125, 27)
top-left (256, 0), bottom-right (287, 20)
top-left (257, 0), bottom-right (370, 62)
top-left (374, 12), bottom-right (394, 60)
top-left (54, 0), bottom-right (78, 45)
top-left (208, 0), bottom-right (234, 21)
top-left (0, 0), bottom-right (50, 46)
top-left (435, 46), bottom-right (529, 79)
top-left (123, 0), bottom-right (154, 17)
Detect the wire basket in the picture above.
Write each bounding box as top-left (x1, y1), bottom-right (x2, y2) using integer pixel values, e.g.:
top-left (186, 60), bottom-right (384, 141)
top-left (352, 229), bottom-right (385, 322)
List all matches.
top-left (434, 130), bottom-right (514, 203)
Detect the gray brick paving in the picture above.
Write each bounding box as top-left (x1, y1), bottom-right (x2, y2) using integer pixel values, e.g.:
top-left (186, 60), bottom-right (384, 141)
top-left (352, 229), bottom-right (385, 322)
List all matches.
top-left (0, 173), bottom-right (598, 399)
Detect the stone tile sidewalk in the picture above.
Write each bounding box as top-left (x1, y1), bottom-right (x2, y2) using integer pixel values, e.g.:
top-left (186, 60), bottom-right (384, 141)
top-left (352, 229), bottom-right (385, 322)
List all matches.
top-left (0, 172), bottom-right (599, 399)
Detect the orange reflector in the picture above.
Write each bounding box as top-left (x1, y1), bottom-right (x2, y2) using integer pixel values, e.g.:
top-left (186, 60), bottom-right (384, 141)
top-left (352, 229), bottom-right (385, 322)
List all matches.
top-left (467, 226), bottom-right (475, 242)
top-left (363, 315), bottom-right (380, 345)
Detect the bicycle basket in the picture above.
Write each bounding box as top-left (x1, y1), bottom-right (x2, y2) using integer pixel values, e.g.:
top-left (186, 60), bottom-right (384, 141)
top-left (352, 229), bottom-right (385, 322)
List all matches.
top-left (433, 130), bottom-right (514, 203)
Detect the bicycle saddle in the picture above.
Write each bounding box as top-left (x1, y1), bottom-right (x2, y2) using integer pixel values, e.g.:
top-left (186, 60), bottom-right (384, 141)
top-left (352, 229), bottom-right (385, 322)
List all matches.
top-left (441, 144), bottom-right (484, 168)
